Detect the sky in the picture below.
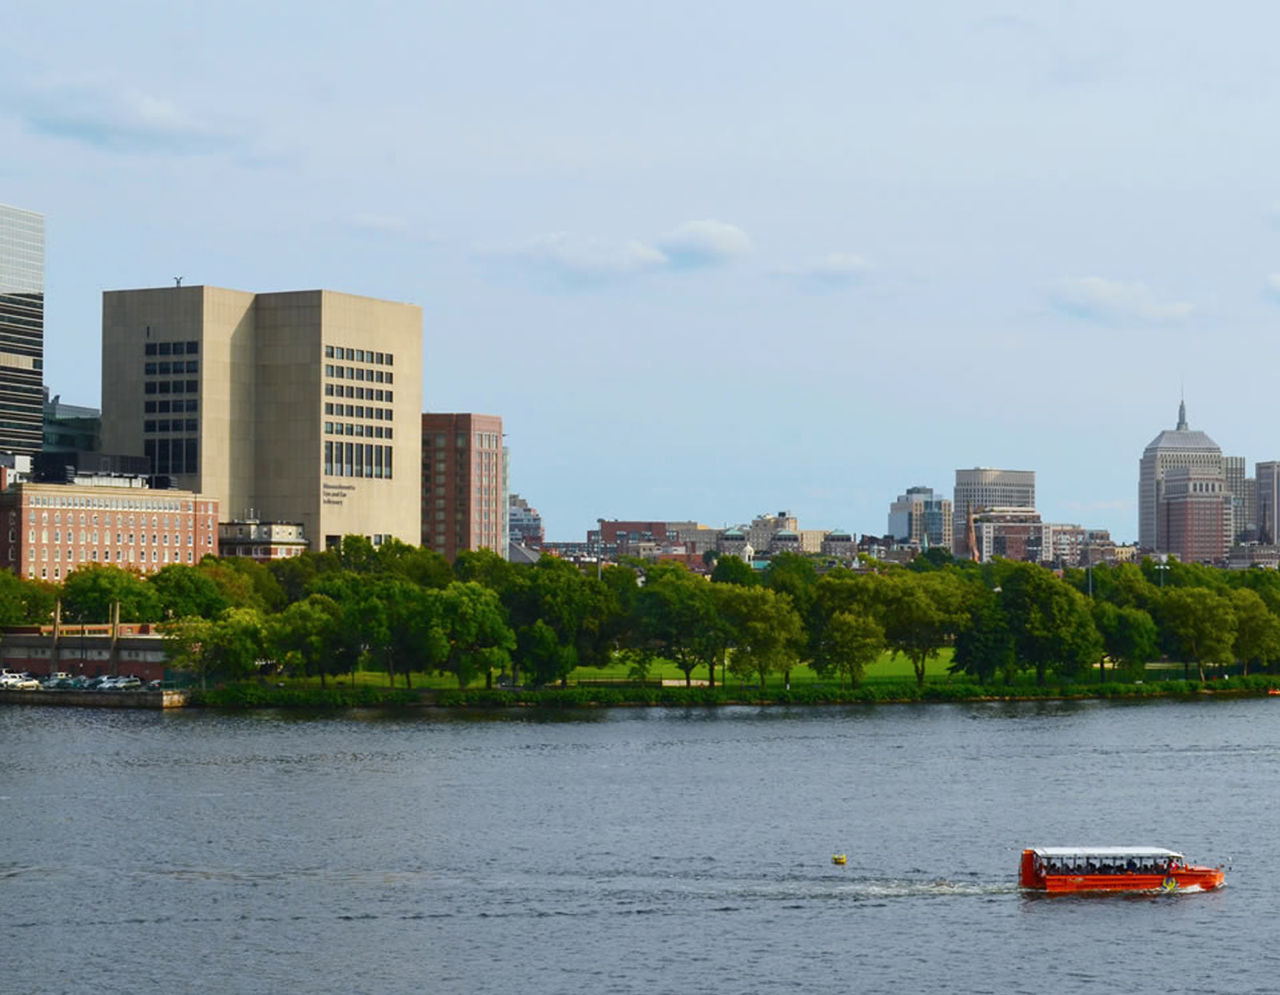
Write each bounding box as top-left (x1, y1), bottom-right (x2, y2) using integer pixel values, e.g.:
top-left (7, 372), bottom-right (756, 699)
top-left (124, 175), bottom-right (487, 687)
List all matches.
top-left (4, 1), bottom-right (1280, 543)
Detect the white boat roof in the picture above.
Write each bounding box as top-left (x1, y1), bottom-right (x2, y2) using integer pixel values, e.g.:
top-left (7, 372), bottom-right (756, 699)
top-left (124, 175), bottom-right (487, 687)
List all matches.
top-left (1029, 847), bottom-right (1182, 859)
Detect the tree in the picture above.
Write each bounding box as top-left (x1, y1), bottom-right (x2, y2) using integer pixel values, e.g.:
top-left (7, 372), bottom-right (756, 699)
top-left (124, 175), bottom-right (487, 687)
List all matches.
top-left (710, 554), bottom-right (756, 586)
top-left (1229, 588), bottom-right (1280, 676)
top-left (634, 568), bottom-right (721, 686)
top-left (163, 607), bottom-right (265, 690)
top-left (61, 565), bottom-right (161, 623)
top-left (433, 581), bottom-right (516, 688)
top-left (812, 609), bottom-right (884, 690)
top-left (149, 564), bottom-right (230, 620)
top-left (1092, 602), bottom-right (1159, 682)
top-left (1159, 586), bottom-right (1236, 681)
top-left (266, 594), bottom-right (345, 686)
top-left (998, 562), bottom-right (1100, 684)
top-left (950, 587), bottom-right (1015, 685)
top-left (871, 571), bottom-right (966, 687)
top-left (718, 585), bottom-right (804, 691)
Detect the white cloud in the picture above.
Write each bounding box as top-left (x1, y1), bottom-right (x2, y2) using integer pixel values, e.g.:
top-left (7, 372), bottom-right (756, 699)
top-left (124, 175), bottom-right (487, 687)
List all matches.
top-left (1050, 276), bottom-right (1193, 323)
top-left (486, 220), bottom-right (752, 288)
top-left (776, 252), bottom-right (872, 289)
top-left (345, 213), bottom-right (411, 235)
top-left (490, 231), bottom-right (668, 285)
top-left (1266, 273), bottom-right (1280, 299)
top-left (13, 77), bottom-right (240, 154)
top-left (655, 219), bottom-right (753, 268)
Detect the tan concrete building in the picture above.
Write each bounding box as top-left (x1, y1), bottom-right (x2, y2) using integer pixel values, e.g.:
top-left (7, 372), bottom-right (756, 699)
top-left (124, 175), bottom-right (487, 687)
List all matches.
top-left (101, 286), bottom-right (422, 551)
top-left (421, 413), bottom-right (506, 560)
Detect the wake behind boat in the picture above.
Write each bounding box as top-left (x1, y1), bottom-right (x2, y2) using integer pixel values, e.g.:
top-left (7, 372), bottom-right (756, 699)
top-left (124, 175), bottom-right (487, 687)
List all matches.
top-left (1019, 846), bottom-right (1225, 894)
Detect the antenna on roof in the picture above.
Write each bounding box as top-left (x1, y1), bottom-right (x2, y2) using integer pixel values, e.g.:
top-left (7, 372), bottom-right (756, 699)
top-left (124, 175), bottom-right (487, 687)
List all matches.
top-left (174, 276), bottom-right (183, 287)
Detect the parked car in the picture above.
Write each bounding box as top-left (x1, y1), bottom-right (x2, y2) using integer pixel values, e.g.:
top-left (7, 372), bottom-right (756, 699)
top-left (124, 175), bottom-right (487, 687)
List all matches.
top-left (2, 674), bottom-right (41, 690)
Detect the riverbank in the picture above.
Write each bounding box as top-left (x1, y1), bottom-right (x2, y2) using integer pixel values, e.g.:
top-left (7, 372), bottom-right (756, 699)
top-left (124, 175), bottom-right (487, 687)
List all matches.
top-left (181, 674), bottom-right (1280, 710)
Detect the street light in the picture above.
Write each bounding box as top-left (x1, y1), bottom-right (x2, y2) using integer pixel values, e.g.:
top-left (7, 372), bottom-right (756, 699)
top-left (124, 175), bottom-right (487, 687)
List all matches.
top-left (1154, 562), bottom-right (1170, 588)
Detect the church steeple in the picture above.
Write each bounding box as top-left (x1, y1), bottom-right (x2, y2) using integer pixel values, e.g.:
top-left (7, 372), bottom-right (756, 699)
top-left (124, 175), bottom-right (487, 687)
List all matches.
top-left (1176, 398), bottom-right (1188, 431)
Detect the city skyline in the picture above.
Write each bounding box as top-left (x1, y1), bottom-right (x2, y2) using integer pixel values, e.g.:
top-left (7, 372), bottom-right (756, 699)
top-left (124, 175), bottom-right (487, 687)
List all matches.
top-left (7, 5), bottom-right (1280, 541)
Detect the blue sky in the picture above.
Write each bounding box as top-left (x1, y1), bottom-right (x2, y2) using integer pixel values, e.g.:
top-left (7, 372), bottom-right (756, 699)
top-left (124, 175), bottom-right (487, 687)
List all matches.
top-left (5, 1), bottom-right (1280, 542)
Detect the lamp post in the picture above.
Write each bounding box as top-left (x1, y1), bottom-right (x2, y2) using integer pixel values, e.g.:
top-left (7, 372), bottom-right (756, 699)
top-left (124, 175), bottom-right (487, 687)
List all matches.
top-left (1155, 562), bottom-right (1170, 588)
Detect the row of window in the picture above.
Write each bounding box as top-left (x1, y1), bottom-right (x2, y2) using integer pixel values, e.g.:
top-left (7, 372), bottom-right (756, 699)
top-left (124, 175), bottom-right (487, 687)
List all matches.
top-left (144, 419), bottom-right (198, 433)
top-left (325, 345), bottom-right (393, 365)
top-left (144, 380), bottom-right (199, 395)
top-left (144, 399), bottom-right (198, 414)
top-left (325, 403), bottom-right (392, 420)
top-left (324, 442), bottom-right (394, 479)
top-left (325, 423), bottom-right (393, 439)
top-left (324, 364), bottom-right (394, 384)
top-left (30, 530), bottom-right (195, 546)
top-left (23, 495), bottom-right (198, 512)
top-left (325, 384), bottom-right (393, 402)
top-left (21, 511), bottom-right (202, 527)
top-left (25, 547), bottom-right (201, 578)
top-left (144, 340), bottom-right (199, 356)
top-left (144, 360), bottom-right (198, 375)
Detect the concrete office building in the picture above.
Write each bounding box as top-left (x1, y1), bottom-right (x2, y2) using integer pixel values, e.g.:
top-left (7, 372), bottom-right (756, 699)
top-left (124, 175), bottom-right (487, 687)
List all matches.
top-left (421, 413), bottom-right (506, 560)
top-left (952, 468), bottom-right (1035, 557)
top-left (1256, 462), bottom-right (1280, 545)
top-left (100, 286), bottom-right (422, 551)
top-left (888, 486), bottom-right (953, 550)
top-left (0, 204), bottom-right (45, 455)
top-left (1138, 400), bottom-right (1222, 553)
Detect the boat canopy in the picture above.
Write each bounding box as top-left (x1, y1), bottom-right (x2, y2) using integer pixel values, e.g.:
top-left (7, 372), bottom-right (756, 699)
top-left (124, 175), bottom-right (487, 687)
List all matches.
top-left (1028, 847), bottom-right (1182, 861)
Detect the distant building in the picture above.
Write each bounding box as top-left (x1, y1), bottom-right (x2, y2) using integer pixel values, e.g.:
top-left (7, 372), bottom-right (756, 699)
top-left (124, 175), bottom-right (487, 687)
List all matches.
top-left (508, 493), bottom-right (544, 548)
top-left (0, 479), bottom-right (219, 581)
top-left (0, 204), bottom-right (45, 457)
top-left (43, 391), bottom-right (100, 453)
top-left (1159, 465), bottom-right (1231, 564)
top-left (100, 285), bottom-right (422, 551)
top-left (953, 469), bottom-right (1035, 557)
top-left (421, 413), bottom-right (507, 560)
top-left (820, 530), bottom-right (856, 560)
top-left (218, 519), bottom-right (308, 562)
top-left (747, 511), bottom-right (797, 553)
top-left (971, 507), bottom-right (1043, 564)
top-left (1138, 400), bottom-right (1223, 553)
top-left (888, 486), bottom-right (953, 550)
top-left (1257, 461), bottom-right (1280, 545)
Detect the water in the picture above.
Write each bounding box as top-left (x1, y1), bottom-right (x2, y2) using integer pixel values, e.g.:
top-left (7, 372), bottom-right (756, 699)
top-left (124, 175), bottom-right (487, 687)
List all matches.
top-left (4, 698), bottom-right (1279, 994)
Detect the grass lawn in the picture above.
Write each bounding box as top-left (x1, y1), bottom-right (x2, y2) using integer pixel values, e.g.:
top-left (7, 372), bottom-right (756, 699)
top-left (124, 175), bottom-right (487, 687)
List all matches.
top-left (274, 649), bottom-right (959, 692)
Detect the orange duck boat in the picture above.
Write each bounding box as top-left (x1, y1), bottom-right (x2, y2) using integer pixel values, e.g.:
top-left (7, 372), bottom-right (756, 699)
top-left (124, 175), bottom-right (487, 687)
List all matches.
top-left (1019, 847), bottom-right (1225, 894)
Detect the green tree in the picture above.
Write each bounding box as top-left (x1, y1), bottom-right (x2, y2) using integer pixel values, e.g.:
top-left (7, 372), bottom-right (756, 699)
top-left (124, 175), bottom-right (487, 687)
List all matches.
top-left (950, 587), bottom-right (1015, 685)
top-left (1092, 601), bottom-right (1159, 681)
top-left (710, 554), bottom-right (757, 586)
top-left (163, 607), bottom-right (265, 690)
top-left (1159, 586), bottom-right (1236, 681)
top-left (149, 564), bottom-right (231, 620)
top-left (634, 568), bottom-right (721, 686)
top-left (812, 609), bottom-right (884, 690)
top-left (1229, 588), bottom-right (1280, 676)
top-left (434, 581), bottom-right (516, 688)
top-left (872, 571), bottom-right (967, 687)
top-left (718, 585), bottom-right (804, 691)
top-left (61, 565), bottom-right (161, 623)
top-left (998, 562), bottom-right (1101, 684)
top-left (266, 594), bottom-right (344, 686)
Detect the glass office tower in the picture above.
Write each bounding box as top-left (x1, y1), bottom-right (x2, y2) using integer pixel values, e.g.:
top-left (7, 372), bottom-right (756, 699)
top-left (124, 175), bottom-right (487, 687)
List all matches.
top-left (0, 204), bottom-right (45, 455)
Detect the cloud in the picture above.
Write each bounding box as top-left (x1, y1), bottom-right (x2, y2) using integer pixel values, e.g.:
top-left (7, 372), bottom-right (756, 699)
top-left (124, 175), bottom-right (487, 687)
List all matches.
top-left (1050, 277), bottom-right (1193, 324)
top-left (655, 220), bottom-right (753, 269)
top-left (484, 219), bottom-right (751, 288)
top-left (775, 252), bottom-right (872, 290)
top-left (488, 231), bottom-right (668, 286)
top-left (1266, 273), bottom-right (1280, 300)
top-left (345, 214), bottom-right (411, 236)
top-left (12, 78), bottom-right (241, 154)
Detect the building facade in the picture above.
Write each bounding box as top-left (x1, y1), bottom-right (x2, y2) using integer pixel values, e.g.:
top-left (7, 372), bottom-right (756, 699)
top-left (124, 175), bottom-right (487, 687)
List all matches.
top-left (952, 469), bottom-right (1035, 557)
top-left (421, 413), bottom-right (506, 560)
top-left (217, 519), bottom-right (308, 562)
top-left (888, 486), bottom-right (953, 550)
top-left (508, 493), bottom-right (544, 549)
top-left (100, 285), bottom-right (422, 551)
top-left (1256, 461), bottom-right (1280, 545)
top-left (0, 204), bottom-right (45, 455)
top-left (0, 480), bottom-right (219, 581)
top-left (1159, 465), bottom-right (1231, 563)
top-left (43, 392), bottom-right (100, 453)
top-left (1138, 401), bottom-right (1222, 553)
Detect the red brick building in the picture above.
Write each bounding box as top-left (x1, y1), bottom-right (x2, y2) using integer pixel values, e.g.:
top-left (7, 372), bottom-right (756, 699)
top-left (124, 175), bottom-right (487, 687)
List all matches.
top-left (0, 482), bottom-right (219, 581)
top-left (421, 413), bottom-right (506, 560)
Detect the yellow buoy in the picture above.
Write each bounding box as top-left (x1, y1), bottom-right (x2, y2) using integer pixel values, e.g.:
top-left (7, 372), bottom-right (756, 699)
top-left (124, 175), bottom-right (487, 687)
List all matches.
top-left (832, 854), bottom-right (847, 865)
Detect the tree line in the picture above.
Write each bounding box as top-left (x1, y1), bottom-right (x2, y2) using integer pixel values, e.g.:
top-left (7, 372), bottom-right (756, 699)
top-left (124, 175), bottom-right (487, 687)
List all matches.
top-left (2, 540), bottom-right (1276, 689)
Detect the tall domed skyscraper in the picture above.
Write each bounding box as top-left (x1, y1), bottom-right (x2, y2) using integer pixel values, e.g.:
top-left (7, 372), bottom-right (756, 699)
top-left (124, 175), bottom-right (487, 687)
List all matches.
top-left (1138, 400), bottom-right (1224, 555)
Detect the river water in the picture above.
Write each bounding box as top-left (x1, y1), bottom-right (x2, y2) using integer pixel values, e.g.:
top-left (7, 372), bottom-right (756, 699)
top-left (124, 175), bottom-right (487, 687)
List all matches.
top-left (3, 698), bottom-right (1278, 994)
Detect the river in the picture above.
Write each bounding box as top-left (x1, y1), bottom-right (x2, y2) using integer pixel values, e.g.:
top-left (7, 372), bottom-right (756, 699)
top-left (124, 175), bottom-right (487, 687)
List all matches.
top-left (3, 698), bottom-right (1278, 994)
